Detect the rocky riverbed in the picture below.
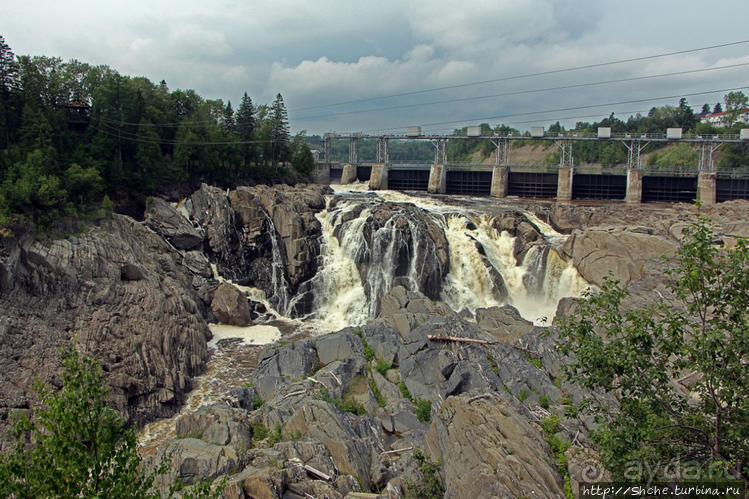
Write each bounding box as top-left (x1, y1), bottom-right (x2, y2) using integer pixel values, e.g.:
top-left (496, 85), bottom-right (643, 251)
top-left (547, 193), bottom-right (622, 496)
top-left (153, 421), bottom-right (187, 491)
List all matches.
top-left (1, 182), bottom-right (747, 497)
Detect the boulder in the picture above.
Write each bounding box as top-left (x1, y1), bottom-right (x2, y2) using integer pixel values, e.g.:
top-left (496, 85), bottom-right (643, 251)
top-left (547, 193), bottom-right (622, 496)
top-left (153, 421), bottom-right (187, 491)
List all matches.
top-left (476, 305), bottom-right (535, 343)
top-left (563, 227), bottom-right (677, 286)
top-left (144, 197), bottom-right (203, 250)
top-left (211, 282), bottom-right (251, 326)
top-left (425, 394), bottom-right (565, 498)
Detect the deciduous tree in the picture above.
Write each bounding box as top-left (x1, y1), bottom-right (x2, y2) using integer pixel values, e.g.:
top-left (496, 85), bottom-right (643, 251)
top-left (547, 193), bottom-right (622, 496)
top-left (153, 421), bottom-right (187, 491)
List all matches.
top-left (559, 215), bottom-right (748, 482)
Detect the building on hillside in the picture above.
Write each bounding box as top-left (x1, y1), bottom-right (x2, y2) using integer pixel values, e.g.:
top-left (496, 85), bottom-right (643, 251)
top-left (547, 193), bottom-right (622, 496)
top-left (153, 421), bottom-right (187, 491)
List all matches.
top-left (700, 109), bottom-right (749, 126)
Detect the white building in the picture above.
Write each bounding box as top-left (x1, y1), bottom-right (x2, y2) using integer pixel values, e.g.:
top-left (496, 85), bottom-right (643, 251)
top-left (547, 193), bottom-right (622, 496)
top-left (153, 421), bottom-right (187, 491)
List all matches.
top-left (700, 109), bottom-right (749, 126)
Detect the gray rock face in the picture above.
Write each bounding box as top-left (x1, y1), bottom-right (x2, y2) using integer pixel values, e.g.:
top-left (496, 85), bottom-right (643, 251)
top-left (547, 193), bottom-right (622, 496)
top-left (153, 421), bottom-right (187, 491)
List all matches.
top-left (331, 198), bottom-right (450, 314)
top-left (476, 305), bottom-right (535, 343)
top-left (190, 183), bottom-right (330, 316)
top-left (145, 197), bottom-right (203, 250)
top-left (211, 282), bottom-right (251, 326)
top-left (0, 215), bottom-right (210, 444)
top-left (425, 394), bottom-right (566, 498)
top-left (562, 227), bottom-right (678, 286)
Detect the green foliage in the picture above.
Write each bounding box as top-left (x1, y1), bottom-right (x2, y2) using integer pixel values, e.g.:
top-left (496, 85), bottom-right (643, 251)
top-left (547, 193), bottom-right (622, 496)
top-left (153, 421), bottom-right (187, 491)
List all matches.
top-left (405, 449), bottom-right (445, 499)
top-left (539, 394), bottom-right (550, 409)
top-left (414, 398), bottom-right (432, 423)
top-left (0, 348), bottom-right (165, 497)
top-left (374, 358), bottom-right (391, 376)
top-left (337, 398), bottom-right (366, 416)
top-left (362, 337), bottom-right (375, 362)
top-left (251, 393), bottom-right (264, 410)
top-left (398, 381), bottom-right (413, 401)
top-left (487, 354), bottom-right (499, 376)
top-left (518, 389), bottom-right (528, 402)
top-left (369, 376), bottom-right (387, 408)
top-left (269, 423), bottom-right (282, 445)
top-left (541, 414), bottom-right (572, 495)
top-left (251, 422), bottom-right (268, 442)
top-left (559, 215), bottom-right (748, 481)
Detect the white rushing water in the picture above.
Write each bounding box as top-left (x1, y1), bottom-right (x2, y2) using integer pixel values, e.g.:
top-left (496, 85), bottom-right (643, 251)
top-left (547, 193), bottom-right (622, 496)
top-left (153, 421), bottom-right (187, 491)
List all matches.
top-left (140, 184), bottom-right (589, 450)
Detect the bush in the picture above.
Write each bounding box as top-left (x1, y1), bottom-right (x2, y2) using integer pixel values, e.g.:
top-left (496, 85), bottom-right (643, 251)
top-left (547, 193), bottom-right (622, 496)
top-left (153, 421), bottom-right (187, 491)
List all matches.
top-left (0, 348), bottom-right (165, 497)
top-left (559, 215), bottom-right (749, 481)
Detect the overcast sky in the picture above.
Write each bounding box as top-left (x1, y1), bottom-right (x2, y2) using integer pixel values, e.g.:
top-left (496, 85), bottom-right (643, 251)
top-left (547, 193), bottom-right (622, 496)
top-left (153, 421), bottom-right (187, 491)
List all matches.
top-left (3, 0), bottom-right (749, 135)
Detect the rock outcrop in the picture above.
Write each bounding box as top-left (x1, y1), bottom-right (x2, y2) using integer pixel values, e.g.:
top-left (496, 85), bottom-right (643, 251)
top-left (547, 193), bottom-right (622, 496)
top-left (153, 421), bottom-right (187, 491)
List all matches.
top-left (0, 215), bottom-right (210, 445)
top-left (425, 394), bottom-right (565, 498)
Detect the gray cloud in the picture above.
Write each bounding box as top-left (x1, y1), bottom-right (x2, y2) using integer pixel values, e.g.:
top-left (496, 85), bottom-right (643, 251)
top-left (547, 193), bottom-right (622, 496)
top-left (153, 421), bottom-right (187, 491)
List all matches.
top-left (2, 0), bottom-right (748, 134)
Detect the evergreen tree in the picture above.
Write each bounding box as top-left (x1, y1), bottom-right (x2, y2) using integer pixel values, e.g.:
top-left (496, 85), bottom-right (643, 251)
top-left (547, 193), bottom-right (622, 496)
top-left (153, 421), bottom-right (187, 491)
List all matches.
top-left (713, 102), bottom-right (723, 114)
top-left (0, 35), bottom-right (20, 94)
top-left (270, 93), bottom-right (290, 167)
top-left (222, 100), bottom-right (235, 134)
top-left (235, 92), bottom-right (255, 167)
top-left (701, 103), bottom-right (710, 115)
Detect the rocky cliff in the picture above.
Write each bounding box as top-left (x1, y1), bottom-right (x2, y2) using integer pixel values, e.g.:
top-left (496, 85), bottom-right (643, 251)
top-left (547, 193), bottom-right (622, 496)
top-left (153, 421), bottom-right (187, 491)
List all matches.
top-left (0, 215), bottom-right (211, 445)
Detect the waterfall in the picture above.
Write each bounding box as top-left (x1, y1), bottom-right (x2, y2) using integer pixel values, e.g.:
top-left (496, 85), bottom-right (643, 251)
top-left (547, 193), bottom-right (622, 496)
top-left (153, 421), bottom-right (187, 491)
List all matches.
top-left (305, 201), bottom-right (370, 331)
top-left (252, 188), bottom-right (589, 329)
top-left (264, 213), bottom-right (292, 316)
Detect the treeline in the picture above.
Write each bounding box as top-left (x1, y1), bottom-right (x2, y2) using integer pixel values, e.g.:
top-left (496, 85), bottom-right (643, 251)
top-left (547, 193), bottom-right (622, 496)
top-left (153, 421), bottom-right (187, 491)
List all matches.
top-left (447, 95), bottom-right (749, 168)
top-left (0, 36), bottom-right (315, 231)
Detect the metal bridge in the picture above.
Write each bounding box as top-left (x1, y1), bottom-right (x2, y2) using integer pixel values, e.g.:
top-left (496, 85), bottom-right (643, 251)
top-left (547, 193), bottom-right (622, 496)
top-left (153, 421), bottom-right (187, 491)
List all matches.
top-left (314, 127), bottom-right (749, 204)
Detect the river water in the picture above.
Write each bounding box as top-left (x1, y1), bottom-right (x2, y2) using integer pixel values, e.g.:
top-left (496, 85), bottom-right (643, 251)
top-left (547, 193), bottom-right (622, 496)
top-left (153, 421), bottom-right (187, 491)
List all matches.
top-left (139, 184), bottom-right (588, 452)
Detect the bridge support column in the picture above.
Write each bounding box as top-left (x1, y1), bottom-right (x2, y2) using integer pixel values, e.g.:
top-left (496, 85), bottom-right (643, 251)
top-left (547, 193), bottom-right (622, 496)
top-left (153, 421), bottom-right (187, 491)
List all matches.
top-left (490, 165), bottom-right (509, 198)
top-left (697, 171), bottom-right (716, 205)
top-left (428, 164), bottom-right (447, 194)
top-left (311, 163), bottom-right (331, 184)
top-left (625, 169), bottom-right (642, 204)
top-left (556, 166), bottom-right (573, 202)
top-left (369, 163), bottom-right (388, 190)
top-left (341, 163), bottom-right (357, 184)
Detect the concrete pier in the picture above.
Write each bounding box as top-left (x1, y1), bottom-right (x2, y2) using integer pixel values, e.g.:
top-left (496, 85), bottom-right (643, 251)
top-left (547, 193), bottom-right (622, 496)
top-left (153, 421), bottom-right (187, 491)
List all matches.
top-left (340, 163), bottom-right (357, 184)
top-left (697, 171), bottom-right (716, 205)
top-left (490, 165), bottom-right (509, 198)
top-left (369, 163), bottom-right (388, 190)
top-left (556, 166), bottom-right (573, 201)
top-left (427, 164), bottom-right (447, 194)
top-left (625, 169), bottom-right (642, 204)
top-left (311, 163), bottom-right (331, 184)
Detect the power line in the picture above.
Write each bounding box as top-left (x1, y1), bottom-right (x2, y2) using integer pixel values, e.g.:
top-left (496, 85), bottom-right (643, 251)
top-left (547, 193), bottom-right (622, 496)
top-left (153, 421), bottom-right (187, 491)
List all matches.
top-left (293, 63), bottom-right (749, 121)
top-left (362, 86), bottom-right (748, 133)
top-left (94, 123), bottom-right (281, 146)
top-left (291, 39), bottom-right (749, 112)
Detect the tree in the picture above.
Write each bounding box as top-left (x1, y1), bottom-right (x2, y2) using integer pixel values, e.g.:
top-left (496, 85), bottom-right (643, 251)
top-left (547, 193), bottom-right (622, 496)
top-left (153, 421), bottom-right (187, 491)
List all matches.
top-left (270, 93), bottom-right (290, 167)
top-left (235, 92), bottom-right (256, 167)
top-left (713, 102), bottom-right (723, 114)
top-left (723, 91), bottom-right (748, 126)
top-left (0, 348), bottom-right (164, 497)
top-left (293, 142), bottom-right (315, 175)
top-left (0, 35), bottom-right (20, 94)
top-left (559, 215), bottom-right (748, 482)
top-left (701, 103), bottom-right (711, 115)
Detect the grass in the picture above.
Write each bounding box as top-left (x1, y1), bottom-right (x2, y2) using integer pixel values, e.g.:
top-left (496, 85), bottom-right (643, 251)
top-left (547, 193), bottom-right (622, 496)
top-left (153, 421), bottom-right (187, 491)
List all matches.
top-left (316, 385), bottom-right (367, 415)
top-left (487, 355), bottom-right (500, 376)
top-left (539, 394), bottom-right (550, 409)
top-left (398, 381), bottom-right (413, 401)
top-left (541, 414), bottom-right (573, 499)
top-left (251, 422), bottom-right (268, 443)
top-left (369, 376), bottom-right (387, 408)
top-left (415, 398), bottom-right (432, 423)
top-left (518, 389), bottom-right (528, 403)
top-left (404, 449), bottom-right (444, 499)
top-left (374, 359), bottom-right (391, 376)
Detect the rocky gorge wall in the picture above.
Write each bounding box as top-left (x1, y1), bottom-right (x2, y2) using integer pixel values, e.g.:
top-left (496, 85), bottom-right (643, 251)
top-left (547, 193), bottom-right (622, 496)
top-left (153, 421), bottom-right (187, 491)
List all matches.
top-left (2, 180), bottom-right (748, 496)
